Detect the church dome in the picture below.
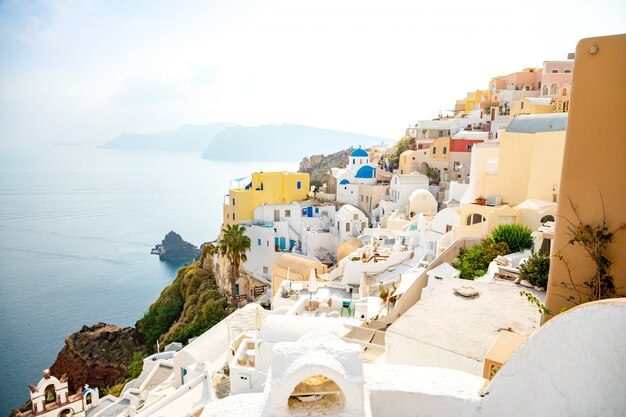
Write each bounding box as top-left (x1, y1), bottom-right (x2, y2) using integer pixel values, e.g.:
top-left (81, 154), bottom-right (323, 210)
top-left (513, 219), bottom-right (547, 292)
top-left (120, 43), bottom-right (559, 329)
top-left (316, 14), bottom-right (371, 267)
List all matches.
top-left (350, 148), bottom-right (369, 157)
top-left (355, 165), bottom-right (376, 179)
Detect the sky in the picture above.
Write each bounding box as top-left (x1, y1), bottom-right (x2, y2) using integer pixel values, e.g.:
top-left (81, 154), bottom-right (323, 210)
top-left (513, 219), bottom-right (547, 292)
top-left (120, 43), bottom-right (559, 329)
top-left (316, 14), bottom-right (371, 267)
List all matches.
top-left (0, 0), bottom-right (624, 150)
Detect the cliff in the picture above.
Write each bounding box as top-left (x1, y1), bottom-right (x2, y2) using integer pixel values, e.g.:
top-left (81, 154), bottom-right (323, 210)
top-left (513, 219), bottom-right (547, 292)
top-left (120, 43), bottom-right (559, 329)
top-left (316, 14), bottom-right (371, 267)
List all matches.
top-left (137, 248), bottom-right (228, 350)
top-left (299, 148), bottom-right (352, 186)
top-left (49, 323), bottom-right (144, 393)
top-left (11, 247), bottom-right (226, 413)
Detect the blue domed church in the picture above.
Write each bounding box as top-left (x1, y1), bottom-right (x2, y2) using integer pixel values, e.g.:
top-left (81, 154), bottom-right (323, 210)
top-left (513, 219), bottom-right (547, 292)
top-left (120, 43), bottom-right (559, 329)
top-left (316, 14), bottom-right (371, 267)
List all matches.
top-left (332, 147), bottom-right (386, 212)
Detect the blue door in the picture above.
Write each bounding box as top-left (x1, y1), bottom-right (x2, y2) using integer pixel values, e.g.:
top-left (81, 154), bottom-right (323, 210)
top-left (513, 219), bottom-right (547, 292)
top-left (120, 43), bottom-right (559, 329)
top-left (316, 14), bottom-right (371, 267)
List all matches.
top-left (307, 206), bottom-right (313, 217)
top-left (279, 237), bottom-right (286, 251)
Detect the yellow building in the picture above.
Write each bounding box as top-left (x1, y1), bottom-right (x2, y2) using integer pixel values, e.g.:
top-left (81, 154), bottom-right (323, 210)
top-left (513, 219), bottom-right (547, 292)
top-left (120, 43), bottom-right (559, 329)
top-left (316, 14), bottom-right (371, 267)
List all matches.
top-left (554, 84), bottom-right (571, 113)
top-left (223, 171), bottom-right (310, 225)
top-left (510, 97), bottom-right (555, 119)
top-left (545, 34), bottom-right (626, 318)
top-left (429, 137), bottom-right (451, 163)
top-left (464, 89), bottom-right (491, 113)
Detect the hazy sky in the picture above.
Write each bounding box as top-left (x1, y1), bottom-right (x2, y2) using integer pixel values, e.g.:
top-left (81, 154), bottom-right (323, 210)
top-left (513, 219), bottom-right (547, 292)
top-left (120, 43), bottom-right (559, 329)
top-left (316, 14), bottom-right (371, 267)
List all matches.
top-left (0, 0), bottom-right (624, 150)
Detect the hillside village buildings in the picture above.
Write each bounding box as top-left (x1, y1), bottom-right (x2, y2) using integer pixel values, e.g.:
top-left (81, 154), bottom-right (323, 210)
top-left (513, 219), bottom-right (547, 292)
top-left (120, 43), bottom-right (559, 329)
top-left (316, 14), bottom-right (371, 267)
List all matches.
top-left (17, 35), bottom-right (626, 417)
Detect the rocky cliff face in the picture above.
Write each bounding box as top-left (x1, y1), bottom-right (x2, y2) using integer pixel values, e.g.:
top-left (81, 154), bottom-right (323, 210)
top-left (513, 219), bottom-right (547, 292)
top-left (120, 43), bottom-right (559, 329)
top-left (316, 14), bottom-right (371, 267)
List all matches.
top-left (49, 323), bottom-right (144, 393)
top-left (298, 148), bottom-right (352, 185)
top-left (152, 231), bottom-right (200, 261)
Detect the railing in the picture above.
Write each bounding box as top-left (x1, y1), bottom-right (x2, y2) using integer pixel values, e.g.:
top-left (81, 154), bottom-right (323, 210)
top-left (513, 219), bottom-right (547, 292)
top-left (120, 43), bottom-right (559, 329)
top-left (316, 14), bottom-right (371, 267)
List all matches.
top-left (252, 286), bottom-right (267, 298)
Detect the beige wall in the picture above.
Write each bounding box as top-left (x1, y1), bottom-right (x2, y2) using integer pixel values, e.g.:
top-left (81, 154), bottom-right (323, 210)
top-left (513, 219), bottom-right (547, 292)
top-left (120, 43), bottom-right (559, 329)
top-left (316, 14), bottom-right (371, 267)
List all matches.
top-left (545, 34), bottom-right (626, 318)
top-left (483, 130), bottom-right (565, 205)
top-left (399, 149), bottom-right (430, 174)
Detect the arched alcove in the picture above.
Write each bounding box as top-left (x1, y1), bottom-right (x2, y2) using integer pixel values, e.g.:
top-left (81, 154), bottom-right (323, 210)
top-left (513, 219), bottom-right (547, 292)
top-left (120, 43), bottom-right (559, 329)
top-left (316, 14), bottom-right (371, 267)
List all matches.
top-left (58, 409), bottom-right (72, 417)
top-left (44, 384), bottom-right (57, 404)
top-left (287, 374), bottom-right (345, 414)
top-left (550, 83), bottom-right (559, 95)
top-left (85, 392), bottom-right (93, 405)
top-left (540, 215), bottom-right (554, 223)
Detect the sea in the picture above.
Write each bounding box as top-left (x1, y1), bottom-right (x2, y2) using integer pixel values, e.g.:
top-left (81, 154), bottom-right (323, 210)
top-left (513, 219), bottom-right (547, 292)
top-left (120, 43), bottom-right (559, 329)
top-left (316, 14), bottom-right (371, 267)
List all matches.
top-left (0, 145), bottom-right (297, 414)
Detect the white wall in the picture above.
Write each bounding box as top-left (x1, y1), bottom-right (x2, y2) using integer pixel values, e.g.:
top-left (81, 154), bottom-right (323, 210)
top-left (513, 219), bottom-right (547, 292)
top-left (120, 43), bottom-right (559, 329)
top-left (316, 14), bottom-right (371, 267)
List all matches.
top-left (336, 183), bottom-right (360, 206)
top-left (243, 224), bottom-right (278, 278)
top-left (480, 300), bottom-right (626, 417)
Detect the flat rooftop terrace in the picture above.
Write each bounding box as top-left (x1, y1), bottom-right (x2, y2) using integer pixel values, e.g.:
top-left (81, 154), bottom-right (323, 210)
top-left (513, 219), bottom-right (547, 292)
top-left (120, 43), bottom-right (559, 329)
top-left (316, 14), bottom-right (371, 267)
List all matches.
top-left (388, 278), bottom-right (543, 362)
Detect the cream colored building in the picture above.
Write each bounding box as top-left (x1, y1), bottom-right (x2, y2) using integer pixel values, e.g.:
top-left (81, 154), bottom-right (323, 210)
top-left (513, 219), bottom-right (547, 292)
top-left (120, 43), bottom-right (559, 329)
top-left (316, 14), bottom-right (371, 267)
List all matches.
top-left (451, 113), bottom-right (567, 241)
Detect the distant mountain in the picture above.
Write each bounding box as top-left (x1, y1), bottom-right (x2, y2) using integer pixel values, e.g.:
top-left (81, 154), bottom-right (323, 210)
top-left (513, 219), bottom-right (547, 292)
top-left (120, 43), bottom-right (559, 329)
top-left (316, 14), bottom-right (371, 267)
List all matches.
top-left (101, 123), bottom-right (234, 151)
top-left (202, 124), bottom-right (387, 161)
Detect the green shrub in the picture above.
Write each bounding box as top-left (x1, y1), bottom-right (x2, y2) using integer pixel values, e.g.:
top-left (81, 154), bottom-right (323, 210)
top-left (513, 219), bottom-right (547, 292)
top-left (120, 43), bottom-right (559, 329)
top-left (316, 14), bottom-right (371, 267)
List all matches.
top-left (520, 252), bottom-right (550, 288)
top-left (490, 224), bottom-right (533, 253)
top-left (453, 240), bottom-right (510, 280)
top-left (127, 351), bottom-right (148, 380)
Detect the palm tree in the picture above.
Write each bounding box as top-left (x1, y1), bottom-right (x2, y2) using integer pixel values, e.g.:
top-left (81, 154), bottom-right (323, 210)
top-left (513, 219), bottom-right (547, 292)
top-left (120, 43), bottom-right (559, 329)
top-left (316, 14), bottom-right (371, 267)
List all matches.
top-left (218, 224), bottom-right (251, 299)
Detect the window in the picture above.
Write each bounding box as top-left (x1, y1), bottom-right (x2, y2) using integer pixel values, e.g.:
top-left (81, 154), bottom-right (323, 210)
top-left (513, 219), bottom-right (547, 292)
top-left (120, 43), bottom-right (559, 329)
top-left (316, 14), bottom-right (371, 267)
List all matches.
top-left (353, 159), bottom-right (356, 164)
top-left (266, 240), bottom-right (270, 246)
top-left (263, 266), bottom-right (268, 274)
top-left (257, 239), bottom-right (261, 246)
top-left (432, 147), bottom-right (437, 154)
top-left (564, 69), bottom-right (571, 73)
top-left (353, 214), bottom-right (359, 220)
top-left (360, 195), bottom-right (364, 202)
top-left (466, 213), bottom-right (486, 225)
top-left (552, 69), bottom-right (559, 73)
top-left (296, 181), bottom-right (301, 190)
top-left (466, 144), bottom-right (472, 151)
top-left (520, 101), bottom-right (524, 110)
top-left (443, 147), bottom-right (447, 155)
top-left (232, 198), bottom-right (236, 206)
top-left (260, 182), bottom-right (264, 190)
top-left (315, 207), bottom-right (319, 214)
top-left (233, 213), bottom-right (236, 220)
top-left (345, 223), bottom-right (351, 232)
top-left (453, 161), bottom-right (461, 172)
top-left (285, 209), bottom-right (291, 218)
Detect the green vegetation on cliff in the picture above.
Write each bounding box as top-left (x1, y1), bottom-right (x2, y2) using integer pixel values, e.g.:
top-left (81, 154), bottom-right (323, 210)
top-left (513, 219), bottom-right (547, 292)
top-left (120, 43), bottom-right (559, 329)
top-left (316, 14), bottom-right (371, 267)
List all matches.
top-left (137, 249), bottom-right (228, 350)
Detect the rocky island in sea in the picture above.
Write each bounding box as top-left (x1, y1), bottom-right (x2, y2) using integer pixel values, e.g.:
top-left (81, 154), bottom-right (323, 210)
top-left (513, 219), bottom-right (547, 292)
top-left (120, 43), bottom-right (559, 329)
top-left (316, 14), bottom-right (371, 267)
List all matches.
top-left (151, 231), bottom-right (201, 262)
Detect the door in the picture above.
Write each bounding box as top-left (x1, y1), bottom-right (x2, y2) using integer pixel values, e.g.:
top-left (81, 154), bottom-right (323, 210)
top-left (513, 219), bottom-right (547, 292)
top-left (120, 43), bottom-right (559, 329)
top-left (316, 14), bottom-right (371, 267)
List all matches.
top-left (274, 210), bottom-right (280, 221)
top-left (279, 237), bottom-right (286, 251)
top-left (307, 206), bottom-right (313, 217)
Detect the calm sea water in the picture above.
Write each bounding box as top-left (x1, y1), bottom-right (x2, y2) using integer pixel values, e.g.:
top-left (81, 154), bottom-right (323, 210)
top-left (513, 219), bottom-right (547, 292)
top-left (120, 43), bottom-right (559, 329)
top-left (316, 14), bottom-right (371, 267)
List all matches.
top-left (0, 146), bottom-right (296, 414)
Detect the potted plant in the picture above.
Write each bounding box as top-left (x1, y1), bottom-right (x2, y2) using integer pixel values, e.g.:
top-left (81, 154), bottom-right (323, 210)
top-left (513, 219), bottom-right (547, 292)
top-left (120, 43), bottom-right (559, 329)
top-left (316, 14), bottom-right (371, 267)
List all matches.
top-left (475, 195), bottom-right (487, 206)
top-left (379, 282), bottom-right (389, 302)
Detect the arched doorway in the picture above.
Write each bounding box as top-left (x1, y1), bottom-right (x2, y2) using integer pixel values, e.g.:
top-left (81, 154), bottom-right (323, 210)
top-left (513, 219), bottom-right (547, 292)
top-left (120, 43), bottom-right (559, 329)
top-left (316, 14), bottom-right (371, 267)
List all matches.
top-left (85, 391), bottom-right (93, 405)
top-left (288, 374), bottom-right (345, 414)
top-left (540, 215), bottom-right (554, 223)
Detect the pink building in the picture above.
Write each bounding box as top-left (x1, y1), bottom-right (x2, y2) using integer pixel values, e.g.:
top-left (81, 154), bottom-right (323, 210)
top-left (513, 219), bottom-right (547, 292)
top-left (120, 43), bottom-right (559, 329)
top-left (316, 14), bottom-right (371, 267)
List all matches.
top-left (490, 68), bottom-right (542, 93)
top-left (540, 61), bottom-right (574, 96)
